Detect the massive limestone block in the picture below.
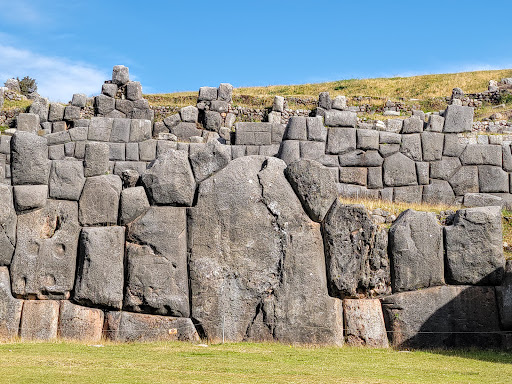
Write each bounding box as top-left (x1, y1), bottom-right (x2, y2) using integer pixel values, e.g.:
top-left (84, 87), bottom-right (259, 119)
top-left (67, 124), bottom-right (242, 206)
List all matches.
top-left (11, 200), bottom-right (80, 299)
top-left (383, 152), bottom-right (417, 187)
top-left (13, 185), bottom-right (47, 212)
top-left (323, 201), bottom-right (390, 298)
top-left (58, 301), bottom-right (104, 341)
top-left (324, 110), bottom-right (357, 127)
top-left (20, 300), bottom-right (60, 340)
top-left (388, 210), bottom-right (444, 292)
top-left (141, 150), bottom-right (196, 206)
top-left (430, 156), bottom-right (461, 180)
top-left (49, 160), bottom-right (86, 201)
top-left (326, 127), bottom-right (356, 154)
top-left (16, 113), bottom-right (40, 133)
top-left (445, 206), bottom-right (505, 285)
top-left (284, 159), bottom-right (338, 222)
top-left (125, 207), bottom-right (189, 317)
top-left (0, 267), bottom-right (23, 339)
top-left (74, 226), bottom-right (125, 309)
top-left (189, 141), bottom-right (231, 182)
top-left (120, 186), bottom-right (150, 225)
top-left (189, 156), bottom-right (344, 344)
top-left (443, 105), bottom-right (474, 133)
top-left (11, 131), bottom-right (49, 185)
top-left (84, 142), bottom-right (109, 177)
top-left (421, 131), bottom-right (444, 161)
top-left (78, 175), bottom-right (122, 226)
top-left (400, 133), bottom-right (422, 161)
top-left (0, 185), bottom-right (16, 266)
top-left (382, 286), bottom-right (501, 348)
top-left (105, 312), bottom-right (199, 342)
top-left (449, 165), bottom-right (479, 196)
top-left (343, 299), bottom-right (388, 348)
top-left (422, 179), bottom-right (456, 205)
top-left (478, 165), bottom-right (509, 193)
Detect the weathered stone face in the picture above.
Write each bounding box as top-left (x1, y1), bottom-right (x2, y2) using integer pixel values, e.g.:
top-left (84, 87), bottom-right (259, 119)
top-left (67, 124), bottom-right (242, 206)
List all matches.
top-left (20, 300), bottom-right (60, 340)
top-left (125, 207), bottom-right (189, 317)
top-left (0, 267), bottom-right (23, 339)
top-left (189, 156), bottom-right (344, 345)
top-left (10, 200), bottom-right (80, 299)
top-left (78, 175), bottom-right (122, 226)
top-left (11, 131), bottom-right (49, 186)
top-left (322, 201), bottom-right (390, 298)
top-left (343, 299), bottom-right (388, 348)
top-left (58, 301), bottom-right (104, 341)
top-left (189, 141), bottom-right (231, 182)
top-left (0, 185), bottom-right (16, 266)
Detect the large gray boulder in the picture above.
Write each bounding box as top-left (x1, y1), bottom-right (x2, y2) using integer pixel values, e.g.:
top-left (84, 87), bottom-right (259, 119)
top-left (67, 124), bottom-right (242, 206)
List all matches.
top-left (84, 142), bottom-right (109, 177)
top-left (10, 200), bottom-right (80, 299)
top-left (189, 141), bottom-right (231, 182)
top-left (326, 128), bottom-right (356, 154)
top-left (112, 65), bottom-right (130, 85)
top-left (388, 210), bottom-right (444, 292)
top-left (443, 105), bottom-right (474, 133)
top-left (0, 185), bottom-right (16, 266)
top-left (422, 179), bottom-right (456, 205)
top-left (322, 201), bottom-right (390, 298)
top-left (445, 206), bottom-right (505, 285)
top-left (284, 159), bottom-right (338, 222)
top-left (13, 185), bottom-right (47, 212)
top-left (105, 312), bottom-right (199, 342)
top-left (421, 131), bottom-right (444, 161)
top-left (16, 113), bottom-right (40, 133)
top-left (383, 152), bottom-right (417, 187)
top-left (324, 110), bottom-right (357, 127)
top-left (49, 160), bottom-right (85, 201)
top-left (0, 267), bottom-right (23, 339)
top-left (78, 175), bottom-right (122, 226)
top-left (74, 226), bottom-right (125, 309)
top-left (125, 207), bottom-right (189, 317)
top-left (449, 166), bottom-right (479, 196)
top-left (382, 286), bottom-right (501, 348)
top-left (189, 156), bottom-right (344, 344)
top-left (11, 131), bottom-right (49, 185)
top-left (141, 150), bottom-right (196, 206)
top-left (478, 165), bottom-right (509, 193)
top-left (119, 186), bottom-right (150, 225)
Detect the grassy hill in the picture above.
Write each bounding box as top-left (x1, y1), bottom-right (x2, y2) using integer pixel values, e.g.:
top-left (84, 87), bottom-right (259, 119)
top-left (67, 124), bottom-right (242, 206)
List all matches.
top-left (144, 68), bottom-right (512, 112)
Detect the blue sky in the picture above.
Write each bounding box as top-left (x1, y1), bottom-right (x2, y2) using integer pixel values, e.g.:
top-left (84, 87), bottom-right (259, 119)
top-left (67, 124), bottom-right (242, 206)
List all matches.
top-left (1, 0), bottom-right (511, 101)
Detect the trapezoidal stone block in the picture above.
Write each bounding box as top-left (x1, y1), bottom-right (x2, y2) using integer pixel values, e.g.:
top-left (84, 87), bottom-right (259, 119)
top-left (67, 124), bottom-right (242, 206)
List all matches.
top-left (343, 299), bottom-right (388, 348)
top-left (58, 300), bottom-right (104, 341)
top-left (78, 175), bottom-right (122, 226)
top-left (10, 200), bottom-right (80, 299)
top-left (105, 311), bottom-right (199, 342)
top-left (20, 300), bottom-right (60, 340)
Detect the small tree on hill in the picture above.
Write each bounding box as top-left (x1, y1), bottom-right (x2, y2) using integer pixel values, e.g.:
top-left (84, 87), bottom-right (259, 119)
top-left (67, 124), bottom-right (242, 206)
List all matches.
top-left (16, 76), bottom-right (37, 96)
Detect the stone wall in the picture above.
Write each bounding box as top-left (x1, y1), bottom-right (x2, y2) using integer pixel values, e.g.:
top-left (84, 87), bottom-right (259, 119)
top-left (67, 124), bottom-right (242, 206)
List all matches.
top-left (1, 66), bottom-right (512, 348)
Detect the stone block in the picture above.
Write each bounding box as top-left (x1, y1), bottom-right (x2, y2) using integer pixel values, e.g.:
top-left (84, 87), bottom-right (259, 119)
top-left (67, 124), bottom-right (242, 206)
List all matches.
top-left (156, 140), bottom-right (177, 157)
top-left (415, 162), bottom-right (429, 185)
top-left (52, 121), bottom-right (67, 133)
top-left (74, 226), bottom-right (125, 309)
top-left (20, 300), bottom-right (59, 340)
top-left (383, 152), bottom-right (417, 187)
top-left (58, 301), bottom-right (104, 341)
top-left (306, 116), bottom-right (327, 142)
top-left (48, 103), bottom-right (65, 122)
top-left (339, 167), bottom-right (367, 186)
top-left (105, 312), bottom-right (199, 342)
top-left (284, 159), bottom-right (337, 222)
top-left (284, 117), bottom-right (307, 140)
top-left (339, 150), bottom-right (383, 167)
top-left (48, 144), bottom-right (65, 160)
top-left (378, 143), bottom-right (400, 157)
top-left (324, 110), bottom-right (357, 127)
top-left (46, 131), bottom-right (70, 145)
top-left (401, 117), bottom-right (423, 133)
top-left (69, 126), bottom-right (87, 141)
top-left (0, 267), bottom-right (23, 339)
top-left (299, 141), bottom-right (325, 160)
top-left (332, 95), bottom-right (346, 110)
top-left (497, 261), bottom-right (512, 330)
top-left (425, 114), bottom-right (444, 132)
top-left (180, 106), bottom-right (199, 123)
top-left (28, 98), bottom-right (49, 122)
top-left (74, 142), bottom-right (86, 159)
top-left (423, 179), bottom-right (456, 205)
top-left (278, 140), bottom-right (300, 165)
top-left (210, 100), bottom-right (229, 113)
top-left (163, 114), bottom-right (180, 129)
top-left (218, 83), bottom-right (233, 102)
top-left (0, 186), bottom-right (16, 266)
top-left (94, 94), bottom-right (115, 115)
top-left (393, 186), bottom-right (422, 204)
top-left (268, 111), bottom-right (281, 124)
top-left (357, 129), bottom-right (379, 150)
top-left (443, 105), bottom-right (474, 133)
top-left (11, 131), bottom-right (49, 186)
top-left (88, 117), bottom-right (113, 141)
top-left (343, 299), bottom-right (388, 347)
top-left (108, 143), bottom-right (125, 161)
top-left (400, 133), bottom-right (422, 161)
top-left (11, 200), bottom-right (80, 298)
top-left (443, 134), bottom-right (466, 157)
top-left (382, 286), bottom-right (501, 348)
top-left (463, 193), bottom-right (503, 208)
top-left (71, 93), bottom-right (87, 108)
top-left (120, 186), bottom-right (150, 225)
top-left (64, 106), bottom-right (80, 120)
top-left (198, 86), bottom-right (217, 101)
top-left (272, 95), bottom-right (284, 112)
top-left (430, 157), bottom-right (461, 180)
top-left (231, 145), bottom-right (246, 159)
top-left (235, 122), bottom-right (272, 145)
top-left (271, 123), bottom-right (285, 144)
top-left (110, 118), bottom-right (131, 142)
top-left (189, 140), bottom-right (231, 182)
top-left (478, 165), bottom-right (508, 193)
top-left (318, 92), bottom-right (331, 109)
top-left (384, 119), bottom-right (403, 133)
top-left (13, 185), bottom-right (47, 212)
top-left (0, 136), bottom-right (11, 154)
top-left (79, 175), bottom-right (122, 226)
top-left (113, 161), bottom-right (148, 177)
top-left (84, 142), bottom-right (109, 177)
top-left (16, 113), bottom-right (40, 133)
top-left (125, 207), bottom-right (189, 316)
top-left (326, 127), bottom-right (356, 154)
top-left (139, 139), bottom-right (157, 161)
top-left (102, 83), bottom-right (118, 97)
top-left (449, 166), bottom-right (479, 195)
top-left (170, 122), bottom-right (202, 141)
top-left (379, 131), bottom-right (401, 144)
top-left (126, 81), bottom-right (142, 101)
top-left (367, 167), bottom-right (383, 189)
top-left (421, 131), bottom-right (444, 161)
top-left (112, 65), bottom-right (129, 85)
top-left (130, 119), bottom-right (152, 142)
top-left (445, 206), bottom-right (505, 285)
top-left (49, 160), bottom-right (85, 201)
top-left (204, 111), bottom-right (222, 131)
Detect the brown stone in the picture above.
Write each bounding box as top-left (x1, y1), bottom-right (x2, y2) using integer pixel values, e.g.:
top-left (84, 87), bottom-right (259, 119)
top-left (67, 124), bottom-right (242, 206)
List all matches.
top-left (58, 301), bottom-right (104, 341)
top-left (343, 299), bottom-right (389, 348)
top-left (20, 300), bottom-right (59, 340)
top-left (0, 267), bottom-right (23, 339)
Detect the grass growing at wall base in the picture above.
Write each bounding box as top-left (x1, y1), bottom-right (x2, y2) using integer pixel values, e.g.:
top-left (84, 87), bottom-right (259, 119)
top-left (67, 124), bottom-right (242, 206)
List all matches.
top-left (0, 341), bottom-right (511, 384)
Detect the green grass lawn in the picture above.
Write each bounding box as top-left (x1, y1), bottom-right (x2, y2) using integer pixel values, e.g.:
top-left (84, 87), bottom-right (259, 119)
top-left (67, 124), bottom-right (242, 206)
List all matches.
top-left (0, 341), bottom-right (511, 384)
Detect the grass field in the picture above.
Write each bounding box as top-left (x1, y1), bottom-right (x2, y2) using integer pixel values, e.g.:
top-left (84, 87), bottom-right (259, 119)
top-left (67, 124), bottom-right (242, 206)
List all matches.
top-left (0, 341), bottom-right (510, 384)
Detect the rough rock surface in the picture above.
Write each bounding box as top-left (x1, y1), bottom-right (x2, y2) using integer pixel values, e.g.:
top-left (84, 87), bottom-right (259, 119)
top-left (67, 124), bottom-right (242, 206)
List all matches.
top-left (49, 160), bottom-right (86, 200)
top-left (188, 156), bottom-right (344, 344)
top-left (322, 201), bottom-right (390, 298)
top-left (10, 200), bottom-right (80, 299)
top-left (284, 159), bottom-right (338, 222)
top-left (189, 141), bottom-right (231, 182)
top-left (20, 300), bottom-right (60, 340)
top-left (11, 131), bottom-right (49, 185)
top-left (343, 299), bottom-right (389, 347)
top-left (0, 186), bottom-right (17, 266)
top-left (125, 207), bottom-right (189, 317)
top-left (74, 226), bottom-right (125, 309)
top-left (141, 150), bottom-right (196, 206)
top-left (120, 186), bottom-right (150, 225)
top-left (445, 206), bottom-right (505, 285)
top-left (78, 175), bottom-right (122, 226)
top-left (497, 261), bottom-right (512, 330)
top-left (0, 267), bottom-right (23, 339)
top-left (382, 286), bottom-right (501, 348)
top-left (58, 301), bottom-right (104, 341)
top-left (105, 312), bottom-right (199, 342)
top-left (388, 210), bottom-right (444, 292)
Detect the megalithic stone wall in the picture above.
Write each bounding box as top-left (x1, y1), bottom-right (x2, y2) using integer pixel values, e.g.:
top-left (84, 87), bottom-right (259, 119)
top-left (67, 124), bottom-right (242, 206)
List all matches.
top-left (1, 65), bottom-right (512, 347)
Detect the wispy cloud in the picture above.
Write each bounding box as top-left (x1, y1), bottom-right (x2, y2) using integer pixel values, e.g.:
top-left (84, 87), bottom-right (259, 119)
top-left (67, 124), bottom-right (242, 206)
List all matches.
top-left (0, 0), bottom-right (42, 24)
top-left (0, 45), bottom-right (108, 102)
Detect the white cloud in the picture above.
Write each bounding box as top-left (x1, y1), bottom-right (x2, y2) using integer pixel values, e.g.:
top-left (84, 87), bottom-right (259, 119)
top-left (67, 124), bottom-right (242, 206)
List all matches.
top-left (0, 45), bottom-right (108, 102)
